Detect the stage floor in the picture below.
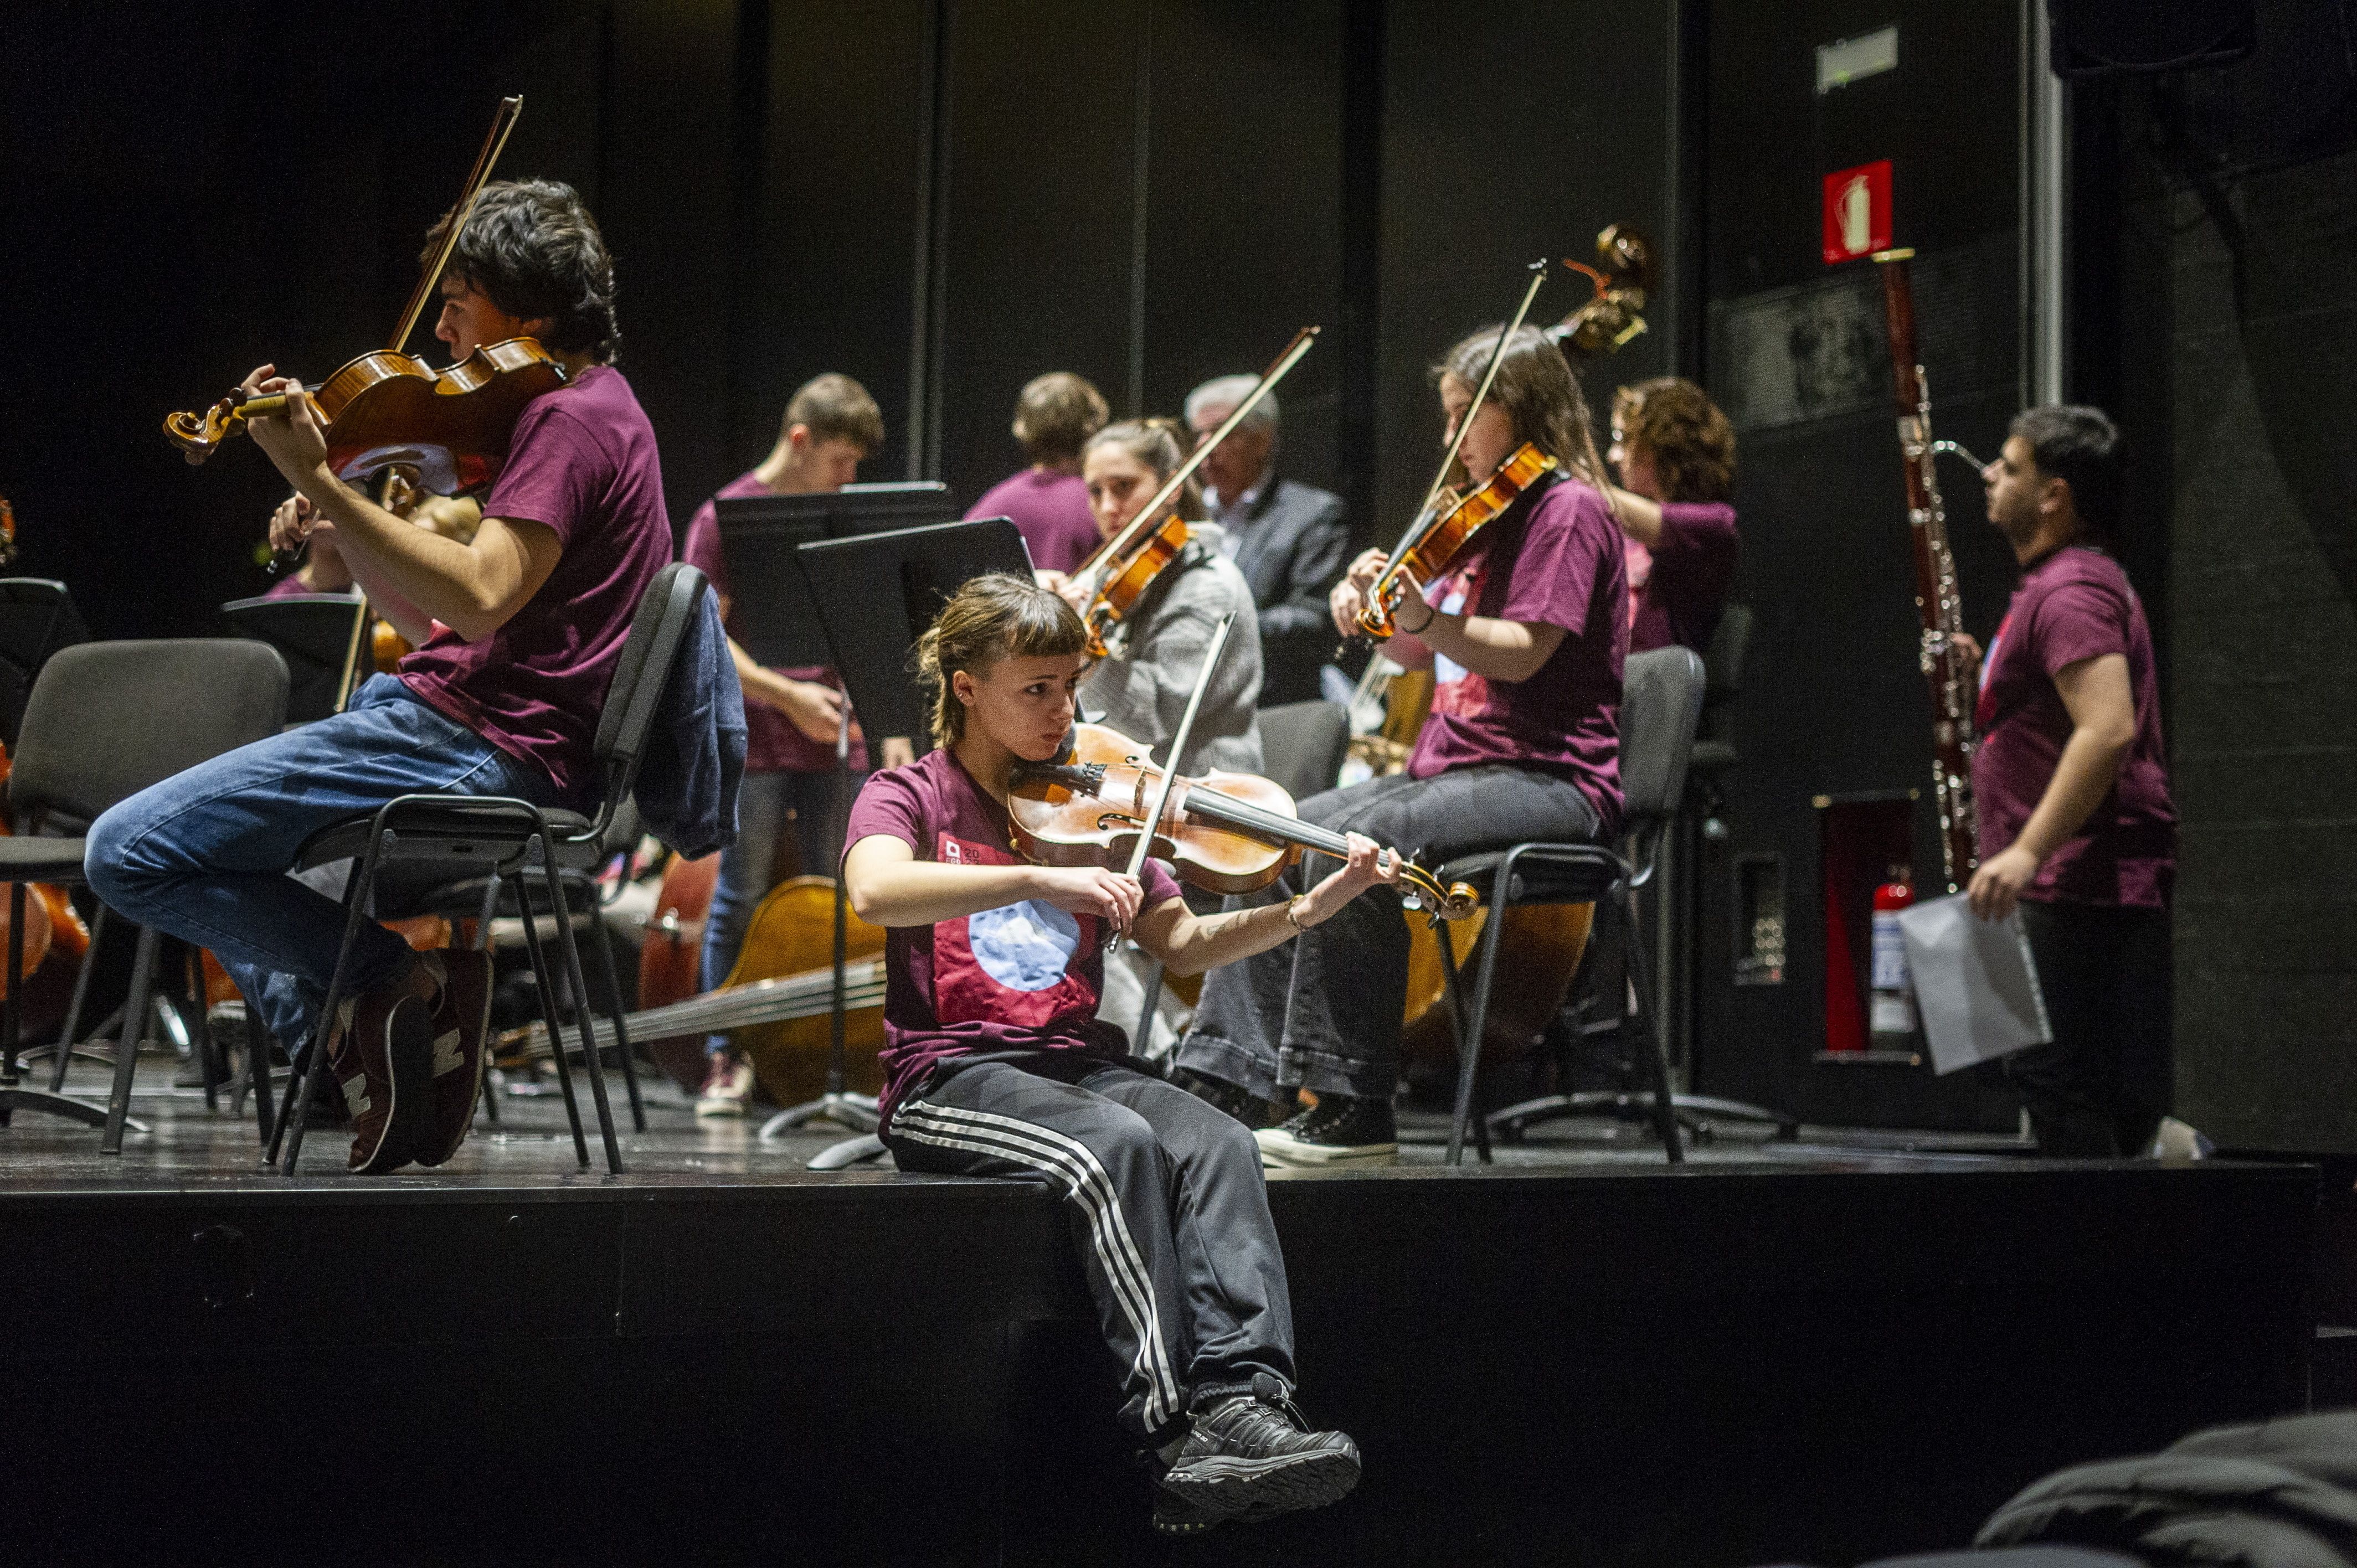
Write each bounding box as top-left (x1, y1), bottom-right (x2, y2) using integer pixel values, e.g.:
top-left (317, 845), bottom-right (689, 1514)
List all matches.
top-left (0, 1050), bottom-right (2032, 1190)
top-left (0, 1055), bottom-right (2319, 1568)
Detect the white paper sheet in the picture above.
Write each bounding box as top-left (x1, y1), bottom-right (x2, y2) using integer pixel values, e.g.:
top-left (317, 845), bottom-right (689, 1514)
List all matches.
top-left (1895, 893), bottom-right (2052, 1075)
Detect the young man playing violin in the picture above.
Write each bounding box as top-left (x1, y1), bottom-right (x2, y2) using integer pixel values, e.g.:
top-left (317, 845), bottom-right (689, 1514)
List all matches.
top-left (89, 179), bottom-right (672, 1175)
top-left (844, 572), bottom-right (1387, 1535)
top-left (1176, 324), bottom-right (1629, 1165)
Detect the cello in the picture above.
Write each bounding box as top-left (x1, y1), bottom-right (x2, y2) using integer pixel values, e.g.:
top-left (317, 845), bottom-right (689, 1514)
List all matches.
top-left (163, 96), bottom-right (564, 496)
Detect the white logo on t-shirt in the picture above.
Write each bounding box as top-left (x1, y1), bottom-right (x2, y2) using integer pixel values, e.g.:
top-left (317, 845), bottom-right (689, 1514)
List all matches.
top-left (966, 901), bottom-right (1082, 992)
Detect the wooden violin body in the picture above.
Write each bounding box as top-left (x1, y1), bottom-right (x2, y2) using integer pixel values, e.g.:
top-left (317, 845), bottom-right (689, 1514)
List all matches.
top-left (1358, 442), bottom-right (1556, 638)
top-left (1074, 511), bottom-right (1190, 659)
top-left (1009, 723), bottom-right (1477, 919)
top-left (164, 337), bottom-right (567, 493)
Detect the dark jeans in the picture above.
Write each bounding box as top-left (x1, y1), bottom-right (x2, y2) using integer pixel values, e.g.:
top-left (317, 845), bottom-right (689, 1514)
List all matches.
top-left (2006, 899), bottom-right (2174, 1157)
top-left (884, 1051), bottom-right (1293, 1441)
top-left (1177, 765), bottom-right (1604, 1101)
top-left (699, 765), bottom-right (862, 1056)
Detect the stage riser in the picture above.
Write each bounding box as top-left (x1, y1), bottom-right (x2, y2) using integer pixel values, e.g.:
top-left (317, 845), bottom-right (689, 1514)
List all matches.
top-left (0, 1163), bottom-right (2313, 1566)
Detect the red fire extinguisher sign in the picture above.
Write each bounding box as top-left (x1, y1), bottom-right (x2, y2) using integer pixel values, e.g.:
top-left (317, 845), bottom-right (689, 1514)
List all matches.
top-left (1823, 159), bottom-right (1893, 264)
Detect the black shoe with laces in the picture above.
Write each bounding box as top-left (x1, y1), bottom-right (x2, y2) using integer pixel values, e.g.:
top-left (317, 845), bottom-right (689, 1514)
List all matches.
top-left (1175, 1067), bottom-right (1286, 1131)
top-left (1254, 1092), bottom-right (1398, 1167)
top-left (1159, 1374), bottom-right (1361, 1522)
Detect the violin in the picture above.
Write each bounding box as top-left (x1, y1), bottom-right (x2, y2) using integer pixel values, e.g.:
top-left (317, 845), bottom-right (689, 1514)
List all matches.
top-left (1355, 262), bottom-right (1555, 641)
top-left (163, 97), bottom-right (560, 494)
top-left (1008, 723), bottom-right (1478, 922)
top-left (1068, 327), bottom-right (1319, 659)
top-left (1356, 442), bottom-right (1557, 639)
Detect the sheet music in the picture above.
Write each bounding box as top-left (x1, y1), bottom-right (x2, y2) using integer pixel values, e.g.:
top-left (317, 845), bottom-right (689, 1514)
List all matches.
top-left (1895, 893), bottom-right (2052, 1075)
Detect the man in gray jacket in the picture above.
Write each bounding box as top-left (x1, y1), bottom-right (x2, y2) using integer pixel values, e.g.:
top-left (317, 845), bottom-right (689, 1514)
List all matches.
top-left (1185, 376), bottom-right (1351, 706)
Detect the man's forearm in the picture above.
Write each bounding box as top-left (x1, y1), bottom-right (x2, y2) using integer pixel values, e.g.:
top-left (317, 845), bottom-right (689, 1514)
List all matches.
top-left (299, 468), bottom-right (504, 638)
top-left (2014, 728), bottom-right (2129, 862)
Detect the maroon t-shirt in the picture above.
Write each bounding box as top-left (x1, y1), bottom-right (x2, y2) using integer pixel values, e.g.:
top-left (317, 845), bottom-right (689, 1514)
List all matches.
top-left (1406, 472), bottom-right (1629, 833)
top-left (965, 467), bottom-right (1100, 574)
top-left (1971, 545), bottom-right (2176, 908)
top-left (397, 364), bottom-right (672, 802)
top-left (680, 471), bottom-right (868, 775)
top-left (846, 747), bottom-right (1183, 1128)
top-left (1629, 501), bottom-right (1738, 654)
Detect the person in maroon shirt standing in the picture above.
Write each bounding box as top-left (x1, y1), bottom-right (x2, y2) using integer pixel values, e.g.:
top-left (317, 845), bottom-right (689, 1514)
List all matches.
top-left (89, 180), bottom-right (670, 1174)
top-left (843, 573), bottom-right (1395, 1535)
top-left (1177, 324), bottom-right (1629, 1164)
top-left (963, 371), bottom-right (1108, 574)
top-left (1959, 405), bottom-right (2176, 1157)
top-left (679, 373), bottom-right (900, 1115)
top-left (1602, 377), bottom-right (1740, 654)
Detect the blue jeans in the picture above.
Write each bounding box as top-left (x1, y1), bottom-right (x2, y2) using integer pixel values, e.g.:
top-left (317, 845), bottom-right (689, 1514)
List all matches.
top-left (85, 675), bottom-right (562, 1059)
top-left (699, 766), bottom-right (861, 1058)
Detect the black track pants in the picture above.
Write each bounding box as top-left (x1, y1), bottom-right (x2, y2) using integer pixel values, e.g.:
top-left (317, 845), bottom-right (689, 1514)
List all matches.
top-left (884, 1053), bottom-right (1295, 1440)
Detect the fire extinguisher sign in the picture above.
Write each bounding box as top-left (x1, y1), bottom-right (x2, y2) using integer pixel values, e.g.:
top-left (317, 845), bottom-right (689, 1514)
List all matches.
top-left (1822, 159), bottom-right (1892, 264)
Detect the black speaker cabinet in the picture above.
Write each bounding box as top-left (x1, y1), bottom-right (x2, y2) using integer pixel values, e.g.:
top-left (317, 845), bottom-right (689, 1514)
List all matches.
top-left (2050, 0), bottom-right (2255, 76)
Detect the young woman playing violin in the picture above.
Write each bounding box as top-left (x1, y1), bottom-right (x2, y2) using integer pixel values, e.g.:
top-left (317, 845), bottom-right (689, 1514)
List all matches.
top-left (1062, 419), bottom-right (1265, 776)
top-left (88, 180), bottom-right (672, 1175)
top-left (1175, 324), bottom-right (1630, 1165)
top-left (841, 573), bottom-right (1387, 1535)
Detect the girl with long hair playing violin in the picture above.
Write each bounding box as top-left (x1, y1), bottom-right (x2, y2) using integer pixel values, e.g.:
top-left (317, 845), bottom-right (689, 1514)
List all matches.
top-left (841, 572), bottom-right (1390, 1535)
top-left (1175, 324), bottom-right (1630, 1165)
top-left (1063, 419), bottom-right (1265, 776)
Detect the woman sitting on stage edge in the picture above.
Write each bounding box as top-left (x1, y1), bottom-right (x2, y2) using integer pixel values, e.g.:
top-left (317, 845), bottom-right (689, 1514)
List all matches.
top-left (1175, 323), bottom-right (1630, 1165)
top-left (841, 573), bottom-right (1388, 1535)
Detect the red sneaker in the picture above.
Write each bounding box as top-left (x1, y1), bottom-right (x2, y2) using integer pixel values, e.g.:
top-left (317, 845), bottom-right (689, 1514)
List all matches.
top-left (413, 950), bottom-right (493, 1168)
top-left (325, 978), bottom-right (434, 1174)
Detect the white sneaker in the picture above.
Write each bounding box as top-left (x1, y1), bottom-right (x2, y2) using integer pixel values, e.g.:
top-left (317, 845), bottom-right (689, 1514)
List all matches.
top-left (696, 1055), bottom-right (756, 1118)
top-left (2148, 1116), bottom-right (2214, 1162)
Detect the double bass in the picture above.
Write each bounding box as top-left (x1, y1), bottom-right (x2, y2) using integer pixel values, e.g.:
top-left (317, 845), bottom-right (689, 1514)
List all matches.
top-left (163, 96), bottom-right (564, 496)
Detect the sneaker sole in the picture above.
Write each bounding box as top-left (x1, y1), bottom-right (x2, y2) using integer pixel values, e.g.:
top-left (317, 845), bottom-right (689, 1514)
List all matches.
top-left (1161, 1446), bottom-right (1361, 1520)
top-left (352, 997), bottom-right (434, 1175)
top-left (1254, 1129), bottom-right (1398, 1167)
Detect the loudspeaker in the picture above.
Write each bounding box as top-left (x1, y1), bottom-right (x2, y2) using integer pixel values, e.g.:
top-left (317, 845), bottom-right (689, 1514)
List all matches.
top-left (2049, 0), bottom-right (2255, 76)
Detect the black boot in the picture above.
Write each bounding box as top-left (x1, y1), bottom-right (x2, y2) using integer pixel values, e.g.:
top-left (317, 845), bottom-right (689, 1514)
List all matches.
top-left (1160, 1374), bottom-right (1361, 1522)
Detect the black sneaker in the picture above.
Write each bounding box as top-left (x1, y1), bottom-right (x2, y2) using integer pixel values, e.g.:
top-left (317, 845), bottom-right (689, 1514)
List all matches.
top-left (1160, 1374), bottom-right (1361, 1522)
top-left (1254, 1093), bottom-right (1397, 1167)
top-left (1175, 1067), bottom-right (1286, 1131)
top-left (1152, 1483), bottom-right (1224, 1536)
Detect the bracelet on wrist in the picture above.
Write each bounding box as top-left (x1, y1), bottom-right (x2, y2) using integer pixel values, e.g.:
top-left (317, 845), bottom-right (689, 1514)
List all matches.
top-left (1284, 894), bottom-right (1313, 932)
top-left (1398, 601), bottom-right (1437, 635)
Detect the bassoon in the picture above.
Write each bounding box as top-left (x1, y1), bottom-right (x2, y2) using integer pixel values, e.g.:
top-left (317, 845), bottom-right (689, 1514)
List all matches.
top-left (1872, 247), bottom-right (1978, 893)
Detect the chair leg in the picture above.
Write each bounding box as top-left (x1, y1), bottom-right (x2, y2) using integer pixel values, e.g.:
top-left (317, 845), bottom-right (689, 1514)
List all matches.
top-left (4, 882), bottom-right (24, 1085)
top-left (187, 946), bottom-right (220, 1113)
top-left (1446, 885), bottom-right (1514, 1167)
top-left (543, 853), bottom-right (624, 1175)
top-left (101, 924), bottom-right (163, 1155)
top-left (508, 872), bottom-right (589, 1169)
top-left (1617, 883), bottom-right (1683, 1164)
top-left (274, 832), bottom-right (387, 1174)
top-left (48, 901), bottom-right (106, 1094)
top-left (472, 876), bottom-right (501, 1125)
top-left (585, 893), bottom-right (645, 1133)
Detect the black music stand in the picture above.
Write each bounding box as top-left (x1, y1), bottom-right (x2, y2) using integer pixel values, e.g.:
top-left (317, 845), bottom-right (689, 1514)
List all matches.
top-left (759, 519), bottom-right (1033, 1168)
top-left (0, 579), bottom-right (89, 751)
top-left (712, 488), bottom-right (960, 1148)
top-left (222, 594), bottom-right (368, 724)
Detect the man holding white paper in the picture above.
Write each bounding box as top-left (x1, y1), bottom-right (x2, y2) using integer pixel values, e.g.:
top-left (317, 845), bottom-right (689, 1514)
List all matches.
top-left (1954, 407), bottom-right (2177, 1157)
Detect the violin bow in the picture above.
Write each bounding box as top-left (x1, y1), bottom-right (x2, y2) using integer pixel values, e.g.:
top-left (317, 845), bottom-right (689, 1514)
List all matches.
top-left (1078, 327), bottom-right (1319, 602)
top-left (1111, 611), bottom-right (1238, 946)
top-left (1388, 260), bottom-right (1548, 566)
top-left (388, 95), bottom-right (525, 355)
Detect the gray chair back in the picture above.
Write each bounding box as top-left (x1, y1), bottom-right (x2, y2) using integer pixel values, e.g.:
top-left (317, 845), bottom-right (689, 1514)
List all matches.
top-left (1618, 646), bottom-right (1706, 831)
top-left (12, 639), bottom-right (289, 826)
top-left (1256, 699), bottom-right (1349, 804)
top-left (1700, 603), bottom-right (1752, 742)
top-left (0, 578), bottom-right (90, 750)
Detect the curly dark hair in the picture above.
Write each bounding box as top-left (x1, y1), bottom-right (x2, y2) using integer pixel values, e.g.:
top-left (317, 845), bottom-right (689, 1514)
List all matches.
top-left (1614, 378), bottom-right (1737, 504)
top-left (420, 179), bottom-right (619, 363)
